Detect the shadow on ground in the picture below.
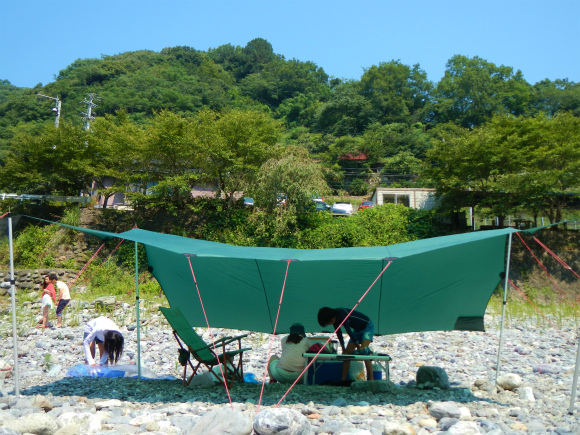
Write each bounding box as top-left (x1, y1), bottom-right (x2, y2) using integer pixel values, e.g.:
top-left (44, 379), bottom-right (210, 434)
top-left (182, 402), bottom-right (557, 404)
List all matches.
top-left (18, 377), bottom-right (505, 408)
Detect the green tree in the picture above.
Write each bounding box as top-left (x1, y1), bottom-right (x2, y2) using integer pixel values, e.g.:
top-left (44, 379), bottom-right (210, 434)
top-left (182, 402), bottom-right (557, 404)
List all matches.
top-left (241, 59), bottom-right (330, 109)
top-left (0, 122), bottom-right (98, 195)
top-left (359, 60), bottom-right (433, 124)
top-left (89, 111), bottom-right (147, 208)
top-left (314, 81), bottom-right (374, 136)
top-left (433, 55), bottom-right (531, 128)
top-left (195, 109), bottom-right (283, 206)
top-left (423, 113), bottom-right (580, 223)
top-left (528, 79), bottom-right (580, 117)
top-left (247, 147), bottom-right (330, 246)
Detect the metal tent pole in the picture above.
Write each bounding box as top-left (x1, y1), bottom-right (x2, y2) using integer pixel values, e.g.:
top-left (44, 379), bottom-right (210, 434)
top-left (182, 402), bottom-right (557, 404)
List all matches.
top-left (569, 331), bottom-right (580, 414)
top-left (495, 232), bottom-right (513, 385)
top-left (8, 214), bottom-right (20, 397)
top-left (135, 241), bottom-right (141, 379)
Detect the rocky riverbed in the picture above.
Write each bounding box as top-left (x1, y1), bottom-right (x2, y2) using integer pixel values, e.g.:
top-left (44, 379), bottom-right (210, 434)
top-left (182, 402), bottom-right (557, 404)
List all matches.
top-left (0, 312), bottom-right (579, 435)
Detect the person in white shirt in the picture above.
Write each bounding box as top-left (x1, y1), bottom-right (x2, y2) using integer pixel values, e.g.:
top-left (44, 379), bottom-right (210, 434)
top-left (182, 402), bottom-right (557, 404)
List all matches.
top-left (50, 274), bottom-right (71, 328)
top-left (83, 317), bottom-right (124, 366)
top-left (267, 323), bottom-right (310, 383)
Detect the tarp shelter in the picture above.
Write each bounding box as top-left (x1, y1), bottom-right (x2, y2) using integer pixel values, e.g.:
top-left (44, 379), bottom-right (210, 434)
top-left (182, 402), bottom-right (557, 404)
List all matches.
top-left (9, 218), bottom-right (580, 412)
top-left (34, 223), bottom-right (521, 335)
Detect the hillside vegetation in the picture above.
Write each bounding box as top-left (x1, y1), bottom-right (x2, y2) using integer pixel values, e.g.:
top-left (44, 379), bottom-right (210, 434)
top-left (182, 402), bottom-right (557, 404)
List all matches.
top-left (0, 39), bottom-right (579, 225)
top-left (0, 38), bottom-right (579, 310)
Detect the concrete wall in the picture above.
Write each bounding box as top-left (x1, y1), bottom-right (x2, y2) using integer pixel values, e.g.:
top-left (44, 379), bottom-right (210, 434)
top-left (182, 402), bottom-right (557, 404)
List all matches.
top-left (371, 188), bottom-right (438, 210)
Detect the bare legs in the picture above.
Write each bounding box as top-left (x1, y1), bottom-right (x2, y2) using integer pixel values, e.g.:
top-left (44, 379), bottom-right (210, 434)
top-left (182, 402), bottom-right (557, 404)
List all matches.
top-left (341, 339), bottom-right (374, 381)
top-left (41, 305), bottom-right (49, 329)
top-left (267, 355), bottom-right (279, 382)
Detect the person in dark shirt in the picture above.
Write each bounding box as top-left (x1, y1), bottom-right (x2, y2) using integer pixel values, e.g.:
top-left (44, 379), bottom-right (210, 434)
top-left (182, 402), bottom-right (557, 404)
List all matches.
top-left (318, 307), bottom-right (375, 381)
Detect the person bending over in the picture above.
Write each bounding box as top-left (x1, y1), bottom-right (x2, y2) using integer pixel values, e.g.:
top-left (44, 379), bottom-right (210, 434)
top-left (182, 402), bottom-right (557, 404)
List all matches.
top-left (83, 316), bottom-right (124, 366)
top-left (318, 307), bottom-right (375, 381)
top-left (267, 323), bottom-right (310, 384)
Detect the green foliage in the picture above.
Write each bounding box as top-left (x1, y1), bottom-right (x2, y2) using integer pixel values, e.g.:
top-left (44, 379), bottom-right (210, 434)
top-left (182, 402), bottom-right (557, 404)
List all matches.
top-left (433, 55), bottom-right (531, 128)
top-left (12, 224), bottom-right (56, 268)
top-left (298, 203), bottom-right (439, 249)
top-left (61, 206), bottom-right (81, 226)
top-left (423, 113), bottom-right (580, 223)
top-left (348, 178), bottom-right (369, 196)
top-left (359, 61), bottom-right (433, 125)
top-left (116, 242), bottom-right (148, 271)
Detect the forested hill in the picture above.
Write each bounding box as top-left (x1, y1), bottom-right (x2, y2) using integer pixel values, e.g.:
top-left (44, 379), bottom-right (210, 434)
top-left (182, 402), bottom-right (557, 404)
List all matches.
top-left (1, 38), bottom-right (580, 219)
top-left (2, 37), bottom-right (579, 138)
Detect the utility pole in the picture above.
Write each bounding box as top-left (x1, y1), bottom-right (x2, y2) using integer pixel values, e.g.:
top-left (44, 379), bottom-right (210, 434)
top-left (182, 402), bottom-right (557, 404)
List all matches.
top-left (80, 93), bottom-right (102, 130)
top-left (37, 94), bottom-right (61, 127)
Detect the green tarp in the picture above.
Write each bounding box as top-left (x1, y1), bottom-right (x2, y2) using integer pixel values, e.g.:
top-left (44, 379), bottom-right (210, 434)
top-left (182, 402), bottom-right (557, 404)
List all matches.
top-left (31, 218), bottom-right (521, 335)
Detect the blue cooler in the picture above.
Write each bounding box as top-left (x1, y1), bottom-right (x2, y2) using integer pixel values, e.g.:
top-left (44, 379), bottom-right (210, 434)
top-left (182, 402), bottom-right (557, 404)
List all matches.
top-left (305, 361), bottom-right (343, 385)
top-left (372, 363), bottom-right (382, 380)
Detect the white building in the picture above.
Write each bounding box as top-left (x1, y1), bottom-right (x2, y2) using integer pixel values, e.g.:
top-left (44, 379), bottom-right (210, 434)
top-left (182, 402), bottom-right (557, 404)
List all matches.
top-left (371, 188), bottom-right (438, 210)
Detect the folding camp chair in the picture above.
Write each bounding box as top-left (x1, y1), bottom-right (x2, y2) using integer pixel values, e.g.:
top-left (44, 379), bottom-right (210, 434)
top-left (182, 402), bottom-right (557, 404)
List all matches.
top-left (159, 306), bottom-right (250, 387)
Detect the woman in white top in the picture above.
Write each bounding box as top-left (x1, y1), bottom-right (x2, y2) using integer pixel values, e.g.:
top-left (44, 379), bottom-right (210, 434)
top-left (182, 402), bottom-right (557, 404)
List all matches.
top-left (83, 317), bottom-right (124, 366)
top-left (267, 323), bottom-right (310, 383)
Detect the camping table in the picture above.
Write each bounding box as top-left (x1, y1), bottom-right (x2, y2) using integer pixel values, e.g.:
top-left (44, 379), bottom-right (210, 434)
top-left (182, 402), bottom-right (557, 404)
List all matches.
top-left (302, 353), bottom-right (391, 384)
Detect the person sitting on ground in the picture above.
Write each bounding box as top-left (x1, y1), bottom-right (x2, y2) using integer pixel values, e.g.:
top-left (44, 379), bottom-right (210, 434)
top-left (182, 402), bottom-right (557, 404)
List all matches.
top-left (50, 273), bottom-right (71, 328)
top-left (83, 316), bottom-right (124, 366)
top-left (267, 323), bottom-right (310, 384)
top-left (39, 275), bottom-right (56, 329)
top-left (318, 307), bottom-right (375, 381)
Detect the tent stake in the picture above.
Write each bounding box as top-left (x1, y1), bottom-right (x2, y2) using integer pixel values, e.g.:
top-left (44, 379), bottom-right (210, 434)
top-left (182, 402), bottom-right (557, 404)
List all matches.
top-left (8, 213), bottom-right (20, 398)
top-left (135, 241), bottom-right (141, 379)
top-left (495, 232), bottom-right (512, 386)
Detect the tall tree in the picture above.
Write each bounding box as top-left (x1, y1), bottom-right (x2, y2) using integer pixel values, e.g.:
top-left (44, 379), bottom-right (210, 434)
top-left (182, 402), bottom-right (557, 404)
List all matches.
top-left (423, 113), bottom-right (580, 223)
top-left (528, 78), bottom-right (580, 117)
top-left (314, 81), bottom-right (374, 136)
top-left (0, 122), bottom-right (97, 196)
top-left (359, 61), bottom-right (433, 125)
top-left (433, 55), bottom-right (531, 128)
top-left (194, 109), bottom-right (283, 206)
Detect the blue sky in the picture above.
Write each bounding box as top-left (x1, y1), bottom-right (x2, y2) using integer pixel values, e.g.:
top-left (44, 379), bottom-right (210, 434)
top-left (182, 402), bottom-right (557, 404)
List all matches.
top-left (1, 0), bottom-right (578, 88)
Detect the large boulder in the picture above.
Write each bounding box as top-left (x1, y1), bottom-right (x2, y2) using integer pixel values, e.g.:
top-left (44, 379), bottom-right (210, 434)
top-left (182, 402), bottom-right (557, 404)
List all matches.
top-left (253, 408), bottom-right (311, 435)
top-left (496, 373), bottom-right (523, 391)
top-left (416, 366), bottom-right (450, 389)
top-left (428, 401), bottom-right (461, 420)
top-left (189, 407), bottom-right (252, 435)
top-left (4, 412), bottom-right (59, 435)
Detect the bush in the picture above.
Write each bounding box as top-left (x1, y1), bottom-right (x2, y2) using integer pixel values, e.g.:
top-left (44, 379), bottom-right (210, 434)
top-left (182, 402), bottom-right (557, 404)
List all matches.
top-left (12, 224), bottom-right (56, 268)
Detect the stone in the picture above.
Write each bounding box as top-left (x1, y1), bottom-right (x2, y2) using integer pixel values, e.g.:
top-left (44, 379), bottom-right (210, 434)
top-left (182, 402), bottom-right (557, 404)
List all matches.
top-left (94, 296), bottom-right (116, 308)
top-left (496, 373), bottom-right (523, 391)
top-left (32, 395), bottom-right (54, 411)
top-left (144, 421), bottom-right (160, 431)
top-left (189, 407), bottom-right (252, 435)
top-left (383, 421), bottom-right (416, 435)
top-left (47, 364), bottom-right (63, 377)
top-left (253, 408), bottom-right (311, 435)
top-left (416, 366), bottom-right (450, 389)
top-left (518, 386), bottom-right (535, 401)
top-left (331, 398), bottom-right (348, 407)
top-left (57, 411), bottom-right (102, 434)
top-left (94, 399), bottom-right (123, 409)
top-left (533, 363), bottom-right (560, 374)
top-left (447, 421), bottom-right (480, 435)
top-left (428, 402), bottom-right (461, 420)
top-left (418, 418), bottom-right (437, 427)
top-left (4, 412), bottom-right (59, 435)
top-left (54, 424), bottom-right (81, 435)
top-left (438, 417), bottom-right (459, 430)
